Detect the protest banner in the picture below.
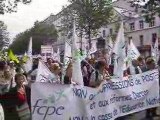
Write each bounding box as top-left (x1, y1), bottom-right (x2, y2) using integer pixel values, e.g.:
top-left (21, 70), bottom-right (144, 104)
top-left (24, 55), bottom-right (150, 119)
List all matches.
top-left (31, 69), bottom-right (159, 120)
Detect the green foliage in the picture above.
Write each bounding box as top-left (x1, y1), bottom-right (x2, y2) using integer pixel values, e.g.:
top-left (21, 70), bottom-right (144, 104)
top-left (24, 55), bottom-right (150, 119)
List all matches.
top-left (67, 0), bottom-right (113, 48)
top-left (60, 5), bottom-right (74, 36)
top-left (130, 0), bottom-right (160, 22)
top-left (0, 0), bottom-right (31, 14)
top-left (9, 21), bottom-right (58, 55)
top-left (0, 21), bottom-right (10, 50)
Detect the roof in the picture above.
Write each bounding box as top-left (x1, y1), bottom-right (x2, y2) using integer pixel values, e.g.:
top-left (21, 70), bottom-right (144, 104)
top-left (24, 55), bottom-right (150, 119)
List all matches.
top-left (113, 7), bottom-right (140, 18)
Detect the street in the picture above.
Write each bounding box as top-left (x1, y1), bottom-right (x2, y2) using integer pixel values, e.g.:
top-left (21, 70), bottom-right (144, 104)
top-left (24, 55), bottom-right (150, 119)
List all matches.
top-left (126, 107), bottom-right (160, 120)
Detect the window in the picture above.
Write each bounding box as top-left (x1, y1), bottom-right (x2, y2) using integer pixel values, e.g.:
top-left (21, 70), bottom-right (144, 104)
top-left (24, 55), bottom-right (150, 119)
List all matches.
top-left (128, 37), bottom-right (132, 44)
top-left (139, 35), bottom-right (144, 46)
top-left (149, 19), bottom-right (155, 27)
top-left (128, 36), bottom-right (132, 41)
top-left (130, 23), bottom-right (135, 31)
top-left (46, 53), bottom-right (51, 56)
top-left (139, 20), bottom-right (144, 29)
top-left (102, 30), bottom-right (106, 37)
top-left (41, 53), bottom-right (45, 56)
top-left (110, 28), bottom-right (113, 35)
top-left (152, 33), bottom-right (157, 44)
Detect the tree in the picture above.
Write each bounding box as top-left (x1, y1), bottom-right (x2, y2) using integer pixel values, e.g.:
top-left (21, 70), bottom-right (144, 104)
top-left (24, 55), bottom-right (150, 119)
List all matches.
top-left (129, 0), bottom-right (160, 22)
top-left (0, 0), bottom-right (31, 14)
top-left (60, 5), bottom-right (74, 37)
top-left (66, 0), bottom-right (113, 49)
top-left (9, 21), bottom-right (58, 55)
top-left (0, 21), bottom-right (10, 50)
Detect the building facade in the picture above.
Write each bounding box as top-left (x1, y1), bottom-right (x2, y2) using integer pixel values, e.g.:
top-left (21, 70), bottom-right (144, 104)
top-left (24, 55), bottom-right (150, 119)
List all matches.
top-left (43, 0), bottom-right (160, 58)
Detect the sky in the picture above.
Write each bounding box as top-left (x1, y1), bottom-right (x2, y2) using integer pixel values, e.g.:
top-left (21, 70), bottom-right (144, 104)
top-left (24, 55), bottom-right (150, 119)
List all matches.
top-left (0, 0), bottom-right (69, 40)
top-left (0, 0), bottom-right (147, 41)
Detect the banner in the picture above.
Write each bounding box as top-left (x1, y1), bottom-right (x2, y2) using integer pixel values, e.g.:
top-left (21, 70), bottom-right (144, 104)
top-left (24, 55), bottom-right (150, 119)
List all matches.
top-left (31, 69), bottom-right (159, 120)
top-left (36, 61), bottom-right (56, 83)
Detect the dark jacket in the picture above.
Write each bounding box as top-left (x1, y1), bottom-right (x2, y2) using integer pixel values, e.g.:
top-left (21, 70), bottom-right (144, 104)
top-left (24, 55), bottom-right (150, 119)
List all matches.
top-left (0, 85), bottom-right (31, 120)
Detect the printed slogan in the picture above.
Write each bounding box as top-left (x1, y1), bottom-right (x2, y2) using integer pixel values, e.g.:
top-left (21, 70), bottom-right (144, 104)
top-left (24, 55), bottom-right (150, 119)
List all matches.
top-left (31, 69), bottom-right (160, 120)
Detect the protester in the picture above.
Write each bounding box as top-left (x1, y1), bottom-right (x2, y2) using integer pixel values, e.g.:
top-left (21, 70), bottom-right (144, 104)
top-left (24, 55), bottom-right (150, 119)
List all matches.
top-left (0, 64), bottom-right (13, 93)
top-left (81, 60), bottom-right (90, 86)
top-left (145, 57), bottom-right (159, 119)
top-left (0, 73), bottom-right (31, 120)
top-left (8, 61), bottom-right (16, 78)
top-left (89, 60), bottom-right (111, 87)
top-left (46, 58), bottom-right (53, 68)
top-left (137, 56), bottom-right (147, 71)
top-left (49, 63), bottom-right (61, 83)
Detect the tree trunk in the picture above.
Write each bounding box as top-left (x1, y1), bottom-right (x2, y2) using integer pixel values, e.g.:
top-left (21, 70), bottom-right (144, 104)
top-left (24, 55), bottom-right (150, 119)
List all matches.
top-left (88, 26), bottom-right (91, 50)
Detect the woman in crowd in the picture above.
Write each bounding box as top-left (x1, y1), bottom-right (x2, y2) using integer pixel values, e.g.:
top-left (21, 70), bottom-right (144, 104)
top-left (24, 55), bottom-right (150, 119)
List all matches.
top-left (0, 62), bottom-right (13, 93)
top-left (89, 60), bottom-right (111, 88)
top-left (49, 63), bottom-right (61, 83)
top-left (1, 73), bottom-right (31, 120)
top-left (64, 62), bottom-right (72, 84)
top-left (145, 57), bottom-right (159, 119)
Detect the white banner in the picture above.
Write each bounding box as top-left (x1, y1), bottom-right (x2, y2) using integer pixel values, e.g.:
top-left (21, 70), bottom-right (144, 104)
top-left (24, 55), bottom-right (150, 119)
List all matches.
top-left (31, 69), bottom-right (160, 120)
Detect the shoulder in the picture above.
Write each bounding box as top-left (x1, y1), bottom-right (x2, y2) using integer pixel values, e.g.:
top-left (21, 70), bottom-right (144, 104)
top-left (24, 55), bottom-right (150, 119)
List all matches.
top-left (24, 85), bottom-right (31, 91)
top-left (9, 87), bottom-right (17, 93)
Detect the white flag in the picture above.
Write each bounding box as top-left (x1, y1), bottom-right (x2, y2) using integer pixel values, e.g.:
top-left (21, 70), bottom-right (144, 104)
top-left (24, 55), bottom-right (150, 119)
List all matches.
top-left (107, 37), bottom-right (113, 55)
top-left (0, 104), bottom-right (4, 120)
top-left (64, 40), bottom-right (72, 67)
top-left (127, 39), bottom-right (140, 61)
top-left (24, 37), bottom-right (33, 72)
top-left (72, 20), bottom-right (84, 85)
top-left (107, 37), bottom-right (113, 65)
top-left (27, 37), bottom-right (32, 57)
top-left (36, 60), bottom-right (57, 83)
top-left (54, 48), bottom-right (60, 62)
top-left (89, 41), bottom-right (97, 54)
top-left (113, 22), bottom-right (126, 78)
top-left (151, 37), bottom-right (159, 63)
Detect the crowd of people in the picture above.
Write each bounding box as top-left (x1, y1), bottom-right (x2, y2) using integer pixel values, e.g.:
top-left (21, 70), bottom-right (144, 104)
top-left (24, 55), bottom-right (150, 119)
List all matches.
top-left (0, 50), bottom-right (160, 120)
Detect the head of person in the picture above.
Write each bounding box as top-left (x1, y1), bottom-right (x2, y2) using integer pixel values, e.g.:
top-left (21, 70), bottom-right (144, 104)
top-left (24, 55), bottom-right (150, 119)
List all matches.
top-left (32, 58), bottom-right (39, 70)
top-left (9, 61), bottom-right (15, 68)
top-left (146, 57), bottom-right (155, 70)
top-left (15, 73), bottom-right (26, 87)
top-left (88, 58), bottom-right (95, 66)
top-left (137, 56), bottom-right (145, 66)
top-left (0, 61), bottom-right (6, 71)
top-left (81, 60), bottom-right (87, 68)
top-left (50, 63), bottom-right (61, 75)
top-left (95, 60), bottom-right (106, 72)
top-left (132, 59), bottom-right (138, 67)
top-left (3, 67), bottom-right (12, 79)
top-left (47, 58), bottom-right (53, 65)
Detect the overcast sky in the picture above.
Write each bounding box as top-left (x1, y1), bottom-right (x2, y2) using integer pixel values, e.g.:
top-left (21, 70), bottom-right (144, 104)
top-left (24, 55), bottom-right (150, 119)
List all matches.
top-left (0, 0), bottom-right (69, 40)
top-left (0, 0), bottom-right (146, 41)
